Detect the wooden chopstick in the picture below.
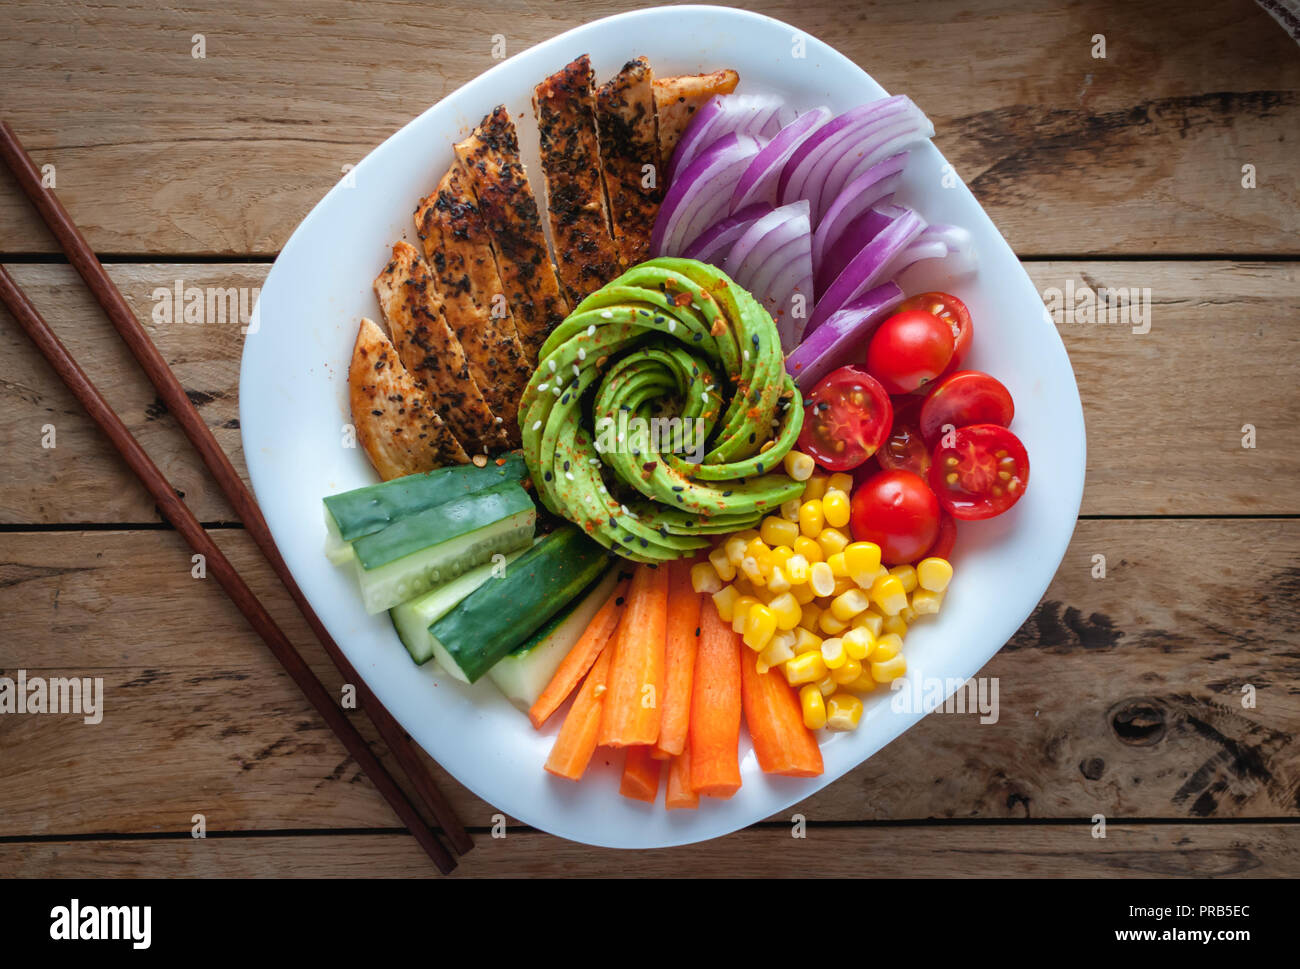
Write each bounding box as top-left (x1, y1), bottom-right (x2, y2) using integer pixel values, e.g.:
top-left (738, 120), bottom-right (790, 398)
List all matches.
top-left (0, 119), bottom-right (471, 860)
top-left (0, 265), bottom-right (457, 873)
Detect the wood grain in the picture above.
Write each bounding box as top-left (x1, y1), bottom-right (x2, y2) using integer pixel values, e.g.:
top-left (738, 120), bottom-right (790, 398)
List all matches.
top-left (2, 824), bottom-right (1296, 877)
top-left (2, 260), bottom-right (1294, 523)
top-left (0, 0), bottom-right (1296, 257)
top-left (1, 520), bottom-right (1294, 837)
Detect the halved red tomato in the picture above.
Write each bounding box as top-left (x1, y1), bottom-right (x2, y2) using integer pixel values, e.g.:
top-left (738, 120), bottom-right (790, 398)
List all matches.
top-left (919, 370), bottom-right (1015, 445)
top-left (796, 366), bottom-right (893, 472)
top-left (877, 396), bottom-right (931, 478)
top-left (928, 424), bottom-right (1029, 520)
top-left (864, 309), bottom-right (954, 394)
top-left (897, 292), bottom-right (972, 382)
top-left (849, 469), bottom-right (940, 565)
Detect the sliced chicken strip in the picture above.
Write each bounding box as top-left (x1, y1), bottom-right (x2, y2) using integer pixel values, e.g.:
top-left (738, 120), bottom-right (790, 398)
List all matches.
top-left (348, 318), bottom-right (468, 481)
top-left (373, 242), bottom-right (508, 455)
top-left (415, 160), bottom-right (532, 446)
top-left (653, 69), bottom-right (740, 170)
top-left (454, 106), bottom-right (569, 364)
top-left (596, 56), bottom-right (662, 268)
top-left (533, 53), bottom-right (622, 304)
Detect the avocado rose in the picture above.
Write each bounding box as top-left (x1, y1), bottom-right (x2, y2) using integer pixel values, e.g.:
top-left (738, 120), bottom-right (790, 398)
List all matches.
top-left (519, 257), bottom-right (805, 563)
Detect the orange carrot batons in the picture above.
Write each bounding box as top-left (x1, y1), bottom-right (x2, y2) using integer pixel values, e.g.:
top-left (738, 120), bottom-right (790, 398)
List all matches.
top-left (740, 645), bottom-right (825, 777)
top-left (544, 647), bottom-right (614, 781)
top-left (597, 562), bottom-right (669, 747)
top-left (665, 749), bottom-right (699, 810)
top-left (688, 598), bottom-right (743, 799)
top-left (529, 579), bottom-right (630, 729)
top-left (652, 560), bottom-right (702, 758)
top-left (619, 745), bottom-right (663, 803)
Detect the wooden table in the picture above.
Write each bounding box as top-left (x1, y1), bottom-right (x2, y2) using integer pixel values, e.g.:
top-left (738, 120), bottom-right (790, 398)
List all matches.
top-left (1, 0), bottom-right (1297, 878)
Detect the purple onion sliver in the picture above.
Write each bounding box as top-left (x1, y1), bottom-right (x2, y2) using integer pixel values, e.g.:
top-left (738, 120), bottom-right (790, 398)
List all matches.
top-left (776, 96), bottom-right (908, 207)
top-left (804, 208), bottom-right (926, 335)
top-left (815, 203), bottom-right (897, 295)
top-left (812, 155), bottom-right (908, 274)
top-left (731, 107), bottom-right (830, 212)
top-left (786, 282), bottom-right (903, 390)
top-left (681, 203), bottom-right (772, 265)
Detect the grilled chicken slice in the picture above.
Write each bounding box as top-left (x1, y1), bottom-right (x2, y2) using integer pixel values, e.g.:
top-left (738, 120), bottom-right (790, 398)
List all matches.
top-left (533, 54), bottom-right (622, 304)
top-left (373, 242), bottom-right (508, 455)
top-left (349, 318), bottom-right (468, 480)
top-left (653, 69), bottom-right (740, 169)
top-left (454, 106), bottom-right (569, 364)
top-left (597, 56), bottom-right (661, 268)
top-left (415, 161), bottom-right (532, 447)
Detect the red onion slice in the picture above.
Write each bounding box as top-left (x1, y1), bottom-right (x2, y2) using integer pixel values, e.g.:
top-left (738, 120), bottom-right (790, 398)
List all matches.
top-left (666, 94), bottom-right (790, 186)
top-left (730, 107), bottom-right (831, 212)
top-left (785, 283), bottom-right (903, 389)
top-left (815, 204), bottom-right (897, 295)
top-left (651, 133), bottom-right (763, 257)
top-left (680, 203), bottom-right (772, 266)
top-left (777, 96), bottom-right (909, 207)
top-left (812, 154), bottom-right (909, 282)
top-left (725, 201), bottom-right (812, 352)
top-left (818, 117), bottom-right (935, 219)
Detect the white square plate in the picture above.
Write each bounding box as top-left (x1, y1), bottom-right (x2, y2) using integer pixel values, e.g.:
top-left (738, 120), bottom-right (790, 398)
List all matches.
top-left (240, 4), bottom-right (1086, 848)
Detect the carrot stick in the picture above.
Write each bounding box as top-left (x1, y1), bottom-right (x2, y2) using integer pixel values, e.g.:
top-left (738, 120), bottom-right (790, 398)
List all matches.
top-left (618, 745), bottom-right (662, 803)
top-left (665, 748), bottom-right (699, 811)
top-left (529, 578), bottom-right (630, 729)
top-left (652, 560), bottom-right (702, 759)
top-left (544, 646), bottom-right (614, 781)
top-left (688, 597), bottom-right (743, 798)
top-left (597, 562), bottom-right (669, 747)
top-left (740, 645), bottom-right (825, 778)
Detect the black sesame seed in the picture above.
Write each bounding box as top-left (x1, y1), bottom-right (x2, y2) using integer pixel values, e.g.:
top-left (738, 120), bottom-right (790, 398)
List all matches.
top-left (693, 332), bottom-right (703, 342)
top-left (639, 538), bottom-right (649, 548)
top-left (722, 490), bottom-right (733, 497)
top-left (757, 462), bottom-right (765, 473)
top-left (616, 596), bottom-right (626, 606)
top-left (544, 471), bottom-right (553, 482)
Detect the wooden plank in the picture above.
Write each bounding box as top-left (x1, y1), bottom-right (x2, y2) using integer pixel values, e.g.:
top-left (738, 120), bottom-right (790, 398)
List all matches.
top-left (0, 0), bottom-right (1296, 257)
top-left (2, 261), bottom-right (1295, 523)
top-left (0, 519), bottom-right (1295, 837)
top-left (1, 824), bottom-right (1296, 877)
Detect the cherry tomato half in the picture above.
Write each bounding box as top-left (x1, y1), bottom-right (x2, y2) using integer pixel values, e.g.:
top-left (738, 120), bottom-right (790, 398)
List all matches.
top-left (796, 366), bottom-right (893, 472)
top-left (922, 509), bottom-right (957, 561)
top-left (897, 292), bottom-right (972, 382)
top-left (928, 423), bottom-right (1029, 520)
top-left (919, 370), bottom-right (1015, 445)
top-left (865, 309), bottom-right (954, 395)
top-left (877, 396), bottom-right (932, 478)
top-left (849, 469), bottom-right (940, 565)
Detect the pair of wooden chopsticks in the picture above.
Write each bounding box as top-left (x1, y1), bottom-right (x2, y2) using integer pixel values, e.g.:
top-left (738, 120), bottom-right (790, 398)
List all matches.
top-left (0, 120), bottom-right (471, 873)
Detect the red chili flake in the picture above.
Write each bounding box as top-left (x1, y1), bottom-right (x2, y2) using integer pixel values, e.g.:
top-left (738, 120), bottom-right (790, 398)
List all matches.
top-left (673, 291), bottom-right (692, 306)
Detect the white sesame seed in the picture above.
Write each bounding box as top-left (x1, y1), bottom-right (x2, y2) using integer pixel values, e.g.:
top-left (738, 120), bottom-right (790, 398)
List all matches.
top-left (668, 319), bottom-right (676, 333)
top-left (600, 310), bottom-right (613, 319)
top-left (572, 364), bottom-right (581, 378)
top-left (553, 386), bottom-right (562, 396)
top-left (538, 382), bottom-right (549, 392)
top-left (701, 391), bottom-right (709, 403)
top-left (565, 472), bottom-right (575, 481)
top-left (548, 359), bottom-right (557, 372)
top-left (577, 348), bottom-right (586, 360)
top-left (743, 350), bottom-right (750, 362)
top-left (532, 420), bottom-right (542, 431)
top-left (587, 324), bottom-right (596, 336)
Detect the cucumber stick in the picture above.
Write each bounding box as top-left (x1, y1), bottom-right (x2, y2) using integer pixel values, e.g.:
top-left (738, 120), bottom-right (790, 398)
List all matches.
top-left (353, 483), bottom-right (535, 614)
top-left (428, 526), bottom-right (609, 683)
top-left (487, 567), bottom-right (622, 709)
top-left (391, 547), bottom-right (528, 665)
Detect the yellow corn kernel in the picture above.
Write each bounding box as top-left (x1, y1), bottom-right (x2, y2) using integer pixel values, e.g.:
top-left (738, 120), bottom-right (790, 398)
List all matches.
top-left (809, 561), bottom-right (836, 597)
top-left (732, 575), bottom-right (755, 598)
top-left (883, 614), bottom-right (908, 640)
top-left (843, 542), bottom-right (883, 584)
top-left (910, 588), bottom-right (944, 616)
top-left (760, 515), bottom-right (800, 548)
top-left (757, 633), bottom-right (796, 674)
top-left (853, 609), bottom-right (884, 637)
top-left (870, 574), bottom-right (908, 615)
top-left (797, 601), bottom-right (823, 632)
top-left (724, 535), bottom-right (749, 568)
top-left (832, 575), bottom-right (858, 596)
top-left (817, 527), bottom-right (849, 557)
top-left (784, 553), bottom-right (810, 584)
top-left (871, 633), bottom-right (903, 662)
top-left (870, 653), bottom-right (907, 683)
top-left (711, 584), bottom-right (740, 623)
top-left (832, 656), bottom-right (864, 685)
top-left (799, 683), bottom-right (827, 729)
top-left (743, 603), bottom-right (777, 651)
top-left (822, 489), bottom-right (851, 529)
top-left (766, 565), bottom-right (792, 595)
top-left (815, 675), bottom-right (838, 697)
top-left (826, 551), bottom-right (848, 578)
top-left (707, 545), bottom-right (737, 583)
top-left (746, 537), bottom-right (773, 566)
top-left (690, 561), bottom-right (722, 594)
top-left (820, 636), bottom-right (846, 669)
top-left (791, 581), bottom-right (817, 605)
top-left (901, 605), bottom-right (916, 622)
top-left (771, 545), bottom-right (794, 568)
top-left (793, 535), bottom-right (823, 563)
top-left (917, 557), bottom-right (954, 593)
top-left (826, 692), bottom-right (864, 730)
top-left (793, 627), bottom-right (823, 655)
top-left (783, 450), bottom-right (815, 482)
top-left (889, 564), bottom-right (918, 594)
top-left (780, 498), bottom-right (802, 522)
top-left (818, 610), bottom-right (848, 635)
top-left (798, 499), bottom-right (824, 538)
top-left (841, 625), bottom-right (874, 660)
top-left (767, 591), bottom-right (802, 630)
top-left (739, 557), bottom-right (766, 588)
top-left (831, 588), bottom-right (871, 622)
top-left (827, 472), bottom-right (854, 495)
top-left (731, 595), bottom-right (760, 634)
top-left (785, 650), bottom-right (827, 686)
top-left (802, 473), bottom-right (828, 501)
top-left (844, 671), bottom-right (877, 693)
